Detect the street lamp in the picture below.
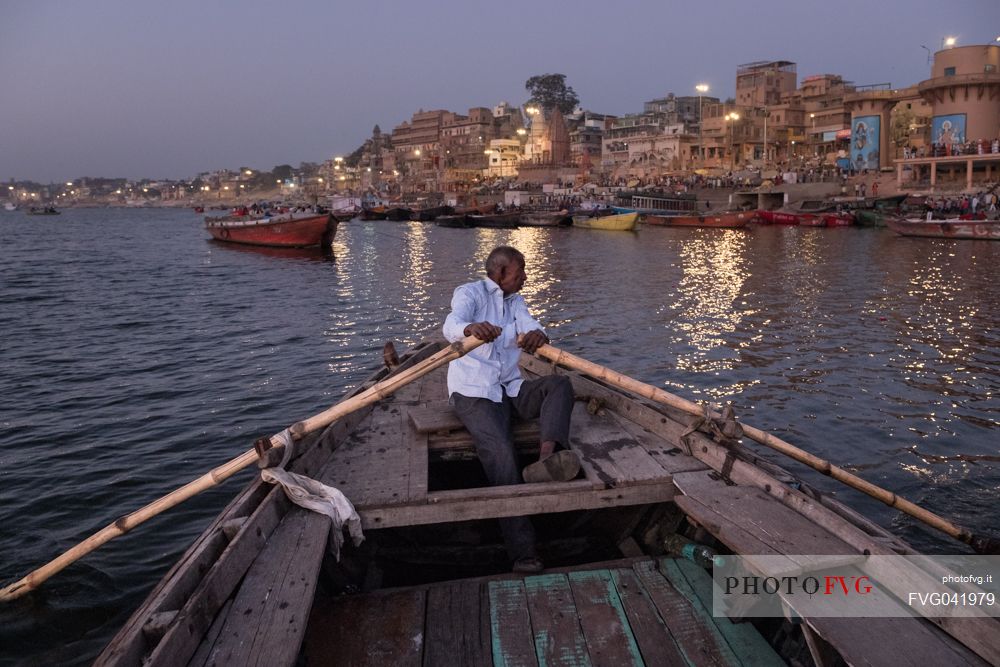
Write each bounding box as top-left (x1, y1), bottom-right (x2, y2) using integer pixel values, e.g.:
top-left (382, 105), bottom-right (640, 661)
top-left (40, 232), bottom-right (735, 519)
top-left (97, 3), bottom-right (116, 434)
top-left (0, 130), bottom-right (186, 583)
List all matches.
top-left (943, 36), bottom-right (956, 49)
top-left (695, 83), bottom-right (709, 166)
top-left (725, 112), bottom-right (740, 170)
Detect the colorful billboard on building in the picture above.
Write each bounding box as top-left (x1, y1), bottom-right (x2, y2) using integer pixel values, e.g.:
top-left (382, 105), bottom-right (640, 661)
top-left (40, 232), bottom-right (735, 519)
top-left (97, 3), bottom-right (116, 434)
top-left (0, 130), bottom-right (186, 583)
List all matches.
top-left (931, 114), bottom-right (966, 149)
top-left (851, 115), bottom-right (880, 171)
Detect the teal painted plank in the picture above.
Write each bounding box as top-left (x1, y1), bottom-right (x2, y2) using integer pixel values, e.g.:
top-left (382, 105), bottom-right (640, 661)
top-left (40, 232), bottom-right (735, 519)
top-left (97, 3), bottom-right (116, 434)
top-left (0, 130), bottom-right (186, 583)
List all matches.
top-left (632, 560), bottom-right (737, 667)
top-left (489, 579), bottom-right (540, 667)
top-left (609, 568), bottom-right (690, 667)
top-left (568, 570), bottom-right (644, 667)
top-left (524, 574), bottom-right (592, 667)
top-left (669, 559), bottom-right (784, 667)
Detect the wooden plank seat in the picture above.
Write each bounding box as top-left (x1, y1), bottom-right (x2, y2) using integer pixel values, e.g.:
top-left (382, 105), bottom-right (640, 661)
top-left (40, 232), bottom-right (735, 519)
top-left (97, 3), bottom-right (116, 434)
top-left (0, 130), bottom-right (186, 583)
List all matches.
top-left (672, 470), bottom-right (990, 666)
top-left (302, 557), bottom-right (785, 666)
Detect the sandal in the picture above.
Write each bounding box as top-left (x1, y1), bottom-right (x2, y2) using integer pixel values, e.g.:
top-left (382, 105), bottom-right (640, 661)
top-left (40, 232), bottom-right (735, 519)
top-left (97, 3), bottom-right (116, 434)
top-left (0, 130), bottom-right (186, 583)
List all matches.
top-left (522, 450), bottom-right (581, 483)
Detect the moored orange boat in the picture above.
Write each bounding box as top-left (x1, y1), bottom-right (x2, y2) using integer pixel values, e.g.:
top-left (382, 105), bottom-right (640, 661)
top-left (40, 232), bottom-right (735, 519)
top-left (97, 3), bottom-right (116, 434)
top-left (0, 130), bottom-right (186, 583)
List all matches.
top-left (205, 212), bottom-right (337, 248)
top-left (644, 211), bottom-right (751, 228)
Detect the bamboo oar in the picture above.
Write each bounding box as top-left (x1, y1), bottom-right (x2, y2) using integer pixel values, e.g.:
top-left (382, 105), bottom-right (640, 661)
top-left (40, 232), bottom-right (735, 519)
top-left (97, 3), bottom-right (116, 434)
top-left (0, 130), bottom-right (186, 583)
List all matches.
top-left (0, 336), bottom-right (485, 602)
top-left (533, 343), bottom-right (999, 554)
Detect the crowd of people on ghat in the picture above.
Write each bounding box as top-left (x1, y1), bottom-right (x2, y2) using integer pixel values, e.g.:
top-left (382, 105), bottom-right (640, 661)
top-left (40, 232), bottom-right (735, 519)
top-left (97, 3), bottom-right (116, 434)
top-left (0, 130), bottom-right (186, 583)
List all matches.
top-left (922, 191), bottom-right (999, 216)
top-left (903, 137), bottom-right (1000, 159)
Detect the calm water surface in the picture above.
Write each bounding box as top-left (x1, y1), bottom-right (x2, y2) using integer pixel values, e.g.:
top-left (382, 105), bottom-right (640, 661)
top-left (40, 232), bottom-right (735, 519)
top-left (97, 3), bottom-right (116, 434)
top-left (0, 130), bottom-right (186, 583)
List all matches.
top-left (1, 208), bottom-right (998, 665)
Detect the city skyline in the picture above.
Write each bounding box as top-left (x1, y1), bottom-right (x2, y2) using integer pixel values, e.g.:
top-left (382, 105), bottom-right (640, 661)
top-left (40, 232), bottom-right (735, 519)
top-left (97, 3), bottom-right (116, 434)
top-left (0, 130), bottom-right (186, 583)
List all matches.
top-left (2, 0), bottom-right (998, 182)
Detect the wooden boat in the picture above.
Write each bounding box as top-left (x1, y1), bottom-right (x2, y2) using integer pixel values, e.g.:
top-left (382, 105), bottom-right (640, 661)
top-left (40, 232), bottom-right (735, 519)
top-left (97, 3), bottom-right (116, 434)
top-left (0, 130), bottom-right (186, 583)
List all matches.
top-left (434, 214), bottom-right (471, 228)
top-left (754, 210), bottom-right (805, 225)
top-left (572, 211), bottom-right (639, 231)
top-left (886, 217), bottom-right (1000, 240)
top-left (91, 338), bottom-right (1000, 666)
top-left (797, 215), bottom-right (826, 227)
top-left (820, 212), bottom-right (854, 226)
top-left (26, 206), bottom-right (60, 215)
top-left (331, 210), bottom-right (358, 222)
top-left (360, 207), bottom-right (387, 221)
top-left (644, 211), bottom-right (751, 228)
top-left (409, 205), bottom-right (454, 222)
top-left (204, 212), bottom-right (337, 248)
top-left (385, 207), bottom-right (413, 222)
top-left (466, 212), bottom-right (521, 228)
top-left (519, 210), bottom-right (572, 227)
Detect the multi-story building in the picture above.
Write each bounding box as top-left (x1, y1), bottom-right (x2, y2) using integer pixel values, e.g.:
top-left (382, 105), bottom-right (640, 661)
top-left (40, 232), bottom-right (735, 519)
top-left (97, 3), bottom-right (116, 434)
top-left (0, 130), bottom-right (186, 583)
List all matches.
top-left (566, 111), bottom-right (613, 172)
top-left (391, 110), bottom-right (451, 189)
top-left (600, 94), bottom-right (706, 177)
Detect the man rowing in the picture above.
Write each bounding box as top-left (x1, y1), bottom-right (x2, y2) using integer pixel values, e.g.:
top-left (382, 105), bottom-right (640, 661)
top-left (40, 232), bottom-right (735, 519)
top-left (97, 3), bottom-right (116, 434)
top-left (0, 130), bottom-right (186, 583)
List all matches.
top-left (443, 246), bottom-right (580, 573)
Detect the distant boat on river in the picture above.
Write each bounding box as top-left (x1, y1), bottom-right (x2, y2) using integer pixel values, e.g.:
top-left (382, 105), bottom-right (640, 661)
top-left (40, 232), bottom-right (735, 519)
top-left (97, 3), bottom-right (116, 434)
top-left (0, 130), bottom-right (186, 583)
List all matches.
top-left (26, 206), bottom-right (60, 215)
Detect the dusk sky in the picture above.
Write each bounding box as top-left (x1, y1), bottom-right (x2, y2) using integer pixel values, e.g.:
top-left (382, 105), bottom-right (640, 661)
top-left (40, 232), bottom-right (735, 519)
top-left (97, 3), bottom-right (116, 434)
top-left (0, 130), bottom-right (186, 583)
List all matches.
top-left (2, 0), bottom-right (998, 183)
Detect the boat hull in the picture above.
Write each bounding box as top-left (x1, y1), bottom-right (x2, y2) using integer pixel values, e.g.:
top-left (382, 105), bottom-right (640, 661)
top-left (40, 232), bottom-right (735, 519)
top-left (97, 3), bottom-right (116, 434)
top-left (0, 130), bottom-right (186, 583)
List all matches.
top-left (205, 213), bottom-right (337, 248)
top-left (466, 212), bottom-right (521, 228)
top-left (519, 211), bottom-right (572, 227)
top-left (645, 211), bottom-right (750, 228)
top-left (572, 212), bottom-right (639, 231)
top-left (886, 218), bottom-right (1000, 240)
top-left (755, 210), bottom-right (803, 225)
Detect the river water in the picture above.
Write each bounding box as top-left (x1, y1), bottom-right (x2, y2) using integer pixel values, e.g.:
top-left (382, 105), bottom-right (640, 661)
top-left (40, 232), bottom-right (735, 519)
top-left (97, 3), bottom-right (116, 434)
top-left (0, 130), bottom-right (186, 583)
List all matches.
top-left (1, 208), bottom-right (998, 665)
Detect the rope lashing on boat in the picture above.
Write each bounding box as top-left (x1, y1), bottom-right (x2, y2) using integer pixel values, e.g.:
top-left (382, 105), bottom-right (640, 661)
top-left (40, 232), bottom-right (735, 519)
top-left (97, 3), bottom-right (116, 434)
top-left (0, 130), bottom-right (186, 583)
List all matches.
top-left (681, 403), bottom-right (744, 478)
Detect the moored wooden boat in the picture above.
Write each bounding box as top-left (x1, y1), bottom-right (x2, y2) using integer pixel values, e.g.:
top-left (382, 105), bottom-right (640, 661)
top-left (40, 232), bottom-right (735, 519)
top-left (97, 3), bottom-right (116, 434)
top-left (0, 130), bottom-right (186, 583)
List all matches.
top-left (519, 210), bottom-right (572, 227)
top-left (572, 211), bottom-right (639, 231)
top-left (434, 214), bottom-right (471, 228)
top-left (886, 217), bottom-right (1000, 240)
top-left (466, 212), bottom-right (521, 228)
top-left (645, 211), bottom-right (751, 228)
top-left (820, 211), bottom-right (854, 226)
top-left (360, 207), bottom-right (387, 221)
top-left (204, 212), bottom-right (337, 248)
top-left (385, 206), bottom-right (413, 222)
top-left (409, 204), bottom-right (454, 222)
top-left (754, 210), bottom-right (804, 225)
top-left (91, 338), bottom-right (1000, 666)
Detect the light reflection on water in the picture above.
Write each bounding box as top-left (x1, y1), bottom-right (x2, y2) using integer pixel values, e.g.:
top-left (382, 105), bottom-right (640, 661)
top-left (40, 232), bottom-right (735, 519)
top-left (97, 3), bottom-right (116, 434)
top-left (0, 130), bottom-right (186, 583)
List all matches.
top-left (0, 211), bottom-right (998, 665)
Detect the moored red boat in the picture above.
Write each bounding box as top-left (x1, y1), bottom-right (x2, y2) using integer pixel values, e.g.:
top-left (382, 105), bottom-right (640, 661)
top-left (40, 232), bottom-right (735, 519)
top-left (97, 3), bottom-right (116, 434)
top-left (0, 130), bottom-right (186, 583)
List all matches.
top-left (755, 210), bottom-right (803, 225)
top-left (797, 215), bottom-right (826, 227)
top-left (820, 212), bottom-right (855, 226)
top-left (886, 217), bottom-right (1000, 240)
top-left (205, 212), bottom-right (337, 248)
top-left (644, 211), bottom-right (751, 228)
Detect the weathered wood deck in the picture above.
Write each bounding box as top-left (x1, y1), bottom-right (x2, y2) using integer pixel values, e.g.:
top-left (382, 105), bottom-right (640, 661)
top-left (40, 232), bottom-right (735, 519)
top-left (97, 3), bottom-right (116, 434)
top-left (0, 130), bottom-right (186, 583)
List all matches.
top-left (303, 557), bottom-right (783, 667)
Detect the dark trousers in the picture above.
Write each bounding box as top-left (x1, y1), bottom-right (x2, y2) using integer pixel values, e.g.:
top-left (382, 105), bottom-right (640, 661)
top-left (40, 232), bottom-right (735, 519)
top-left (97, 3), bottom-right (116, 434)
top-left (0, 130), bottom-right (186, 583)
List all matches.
top-left (450, 374), bottom-right (574, 561)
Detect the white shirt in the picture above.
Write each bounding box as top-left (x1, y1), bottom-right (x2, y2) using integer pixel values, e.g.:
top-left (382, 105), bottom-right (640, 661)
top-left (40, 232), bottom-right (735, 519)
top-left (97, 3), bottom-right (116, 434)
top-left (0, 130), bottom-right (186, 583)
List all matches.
top-left (442, 277), bottom-right (544, 402)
